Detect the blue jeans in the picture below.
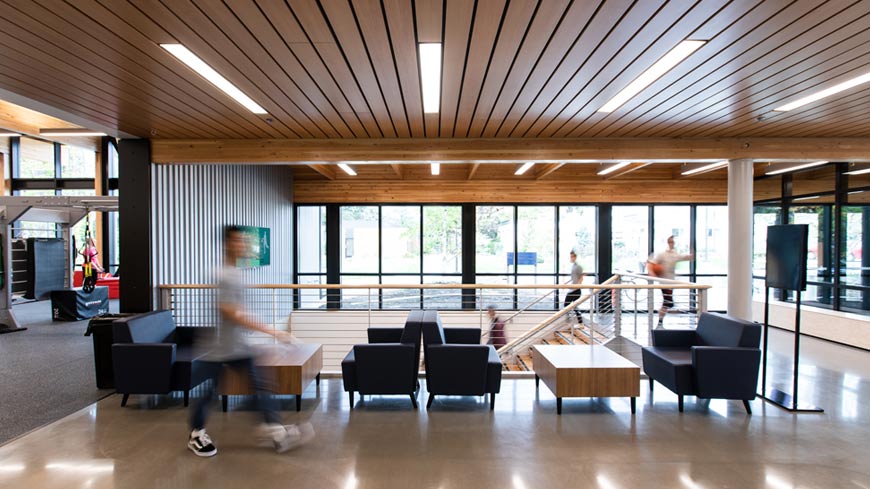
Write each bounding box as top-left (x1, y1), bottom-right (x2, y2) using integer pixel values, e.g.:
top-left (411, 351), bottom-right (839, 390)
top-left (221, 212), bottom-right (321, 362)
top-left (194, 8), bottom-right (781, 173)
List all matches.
top-left (190, 357), bottom-right (281, 430)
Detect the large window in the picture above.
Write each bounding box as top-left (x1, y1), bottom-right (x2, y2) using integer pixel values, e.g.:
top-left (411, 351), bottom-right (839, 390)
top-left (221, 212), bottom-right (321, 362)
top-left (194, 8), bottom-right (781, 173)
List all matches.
top-left (612, 206), bottom-right (648, 273)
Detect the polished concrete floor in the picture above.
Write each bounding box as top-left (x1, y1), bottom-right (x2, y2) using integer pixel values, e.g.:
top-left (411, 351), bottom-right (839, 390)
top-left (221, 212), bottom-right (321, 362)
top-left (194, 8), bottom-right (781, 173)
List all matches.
top-left (0, 328), bottom-right (868, 489)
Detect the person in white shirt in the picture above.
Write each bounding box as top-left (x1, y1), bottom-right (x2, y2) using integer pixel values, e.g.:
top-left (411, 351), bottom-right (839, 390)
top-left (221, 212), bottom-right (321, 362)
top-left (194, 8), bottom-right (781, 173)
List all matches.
top-left (648, 235), bottom-right (693, 327)
top-left (564, 250), bottom-right (584, 324)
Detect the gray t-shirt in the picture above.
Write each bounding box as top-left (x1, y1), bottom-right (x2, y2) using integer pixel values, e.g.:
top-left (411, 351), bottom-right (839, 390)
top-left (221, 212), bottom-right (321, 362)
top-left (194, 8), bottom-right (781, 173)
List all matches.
top-left (570, 262), bottom-right (584, 285)
top-left (199, 267), bottom-right (253, 361)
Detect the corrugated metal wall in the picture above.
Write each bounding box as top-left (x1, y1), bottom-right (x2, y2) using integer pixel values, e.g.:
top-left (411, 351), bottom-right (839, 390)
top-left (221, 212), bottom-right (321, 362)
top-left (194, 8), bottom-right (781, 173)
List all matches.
top-left (151, 165), bottom-right (293, 289)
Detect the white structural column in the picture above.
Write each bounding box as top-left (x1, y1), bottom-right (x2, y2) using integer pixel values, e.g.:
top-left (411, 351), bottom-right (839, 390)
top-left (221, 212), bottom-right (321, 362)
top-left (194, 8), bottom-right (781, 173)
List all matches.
top-left (727, 158), bottom-right (754, 320)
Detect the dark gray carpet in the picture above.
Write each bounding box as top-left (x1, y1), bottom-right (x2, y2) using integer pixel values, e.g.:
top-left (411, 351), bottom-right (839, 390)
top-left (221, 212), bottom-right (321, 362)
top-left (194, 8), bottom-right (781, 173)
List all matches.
top-left (0, 299), bottom-right (119, 444)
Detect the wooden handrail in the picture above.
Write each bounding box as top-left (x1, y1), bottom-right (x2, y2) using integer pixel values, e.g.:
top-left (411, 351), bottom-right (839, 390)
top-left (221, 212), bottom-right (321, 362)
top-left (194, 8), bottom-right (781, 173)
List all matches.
top-left (158, 282), bottom-right (710, 290)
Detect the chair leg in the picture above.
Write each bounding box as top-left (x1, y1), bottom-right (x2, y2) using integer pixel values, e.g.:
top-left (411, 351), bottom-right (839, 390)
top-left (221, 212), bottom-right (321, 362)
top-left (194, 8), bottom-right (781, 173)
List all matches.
top-left (426, 393), bottom-right (435, 409)
top-left (648, 377), bottom-right (654, 392)
top-left (348, 391), bottom-right (354, 409)
top-left (120, 394), bottom-right (129, 407)
top-left (489, 393), bottom-right (495, 411)
top-left (409, 394), bottom-right (418, 409)
top-left (678, 395), bottom-right (684, 412)
top-left (742, 399), bottom-right (752, 414)
top-left (221, 395), bottom-right (228, 413)
top-left (183, 390), bottom-right (189, 407)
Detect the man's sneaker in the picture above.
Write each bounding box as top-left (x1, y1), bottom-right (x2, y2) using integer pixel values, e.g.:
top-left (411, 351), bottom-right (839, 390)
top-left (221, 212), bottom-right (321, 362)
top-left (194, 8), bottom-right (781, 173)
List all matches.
top-left (188, 429), bottom-right (217, 457)
top-left (275, 423), bottom-right (315, 453)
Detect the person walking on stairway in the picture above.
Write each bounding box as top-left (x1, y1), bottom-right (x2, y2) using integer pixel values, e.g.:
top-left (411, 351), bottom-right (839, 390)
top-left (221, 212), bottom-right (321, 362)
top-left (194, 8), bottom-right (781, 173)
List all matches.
top-left (647, 235), bottom-right (694, 328)
top-left (188, 225), bottom-right (314, 457)
top-left (564, 250), bottom-right (584, 325)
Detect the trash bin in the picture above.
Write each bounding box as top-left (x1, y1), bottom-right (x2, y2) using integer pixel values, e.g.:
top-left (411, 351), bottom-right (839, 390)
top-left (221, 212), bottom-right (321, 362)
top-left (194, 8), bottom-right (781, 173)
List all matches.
top-left (85, 314), bottom-right (134, 389)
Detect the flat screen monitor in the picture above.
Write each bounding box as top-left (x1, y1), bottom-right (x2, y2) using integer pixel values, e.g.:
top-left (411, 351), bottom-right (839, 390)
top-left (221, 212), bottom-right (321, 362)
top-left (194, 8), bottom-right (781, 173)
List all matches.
top-left (765, 224), bottom-right (808, 291)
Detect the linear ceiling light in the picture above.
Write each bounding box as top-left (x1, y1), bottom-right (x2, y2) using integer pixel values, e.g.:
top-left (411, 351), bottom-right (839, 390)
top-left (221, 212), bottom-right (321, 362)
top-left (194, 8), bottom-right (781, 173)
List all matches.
top-left (40, 128), bottom-right (107, 136)
top-left (419, 43), bottom-right (442, 113)
top-left (774, 71), bottom-right (870, 112)
top-left (845, 167), bottom-right (870, 175)
top-left (681, 160), bottom-right (728, 176)
top-left (0, 131), bottom-right (21, 137)
top-left (431, 163), bottom-right (440, 175)
top-left (337, 163), bottom-right (357, 176)
top-left (598, 40), bottom-right (706, 113)
top-left (792, 195), bottom-right (821, 202)
top-left (597, 161), bottom-right (632, 175)
top-left (515, 162), bottom-right (535, 175)
top-left (161, 43), bottom-right (268, 114)
top-left (766, 161), bottom-right (828, 176)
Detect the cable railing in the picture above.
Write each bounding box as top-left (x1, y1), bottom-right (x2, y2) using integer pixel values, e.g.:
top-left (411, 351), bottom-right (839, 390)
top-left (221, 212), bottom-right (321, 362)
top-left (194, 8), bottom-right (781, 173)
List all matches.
top-left (158, 277), bottom-right (711, 372)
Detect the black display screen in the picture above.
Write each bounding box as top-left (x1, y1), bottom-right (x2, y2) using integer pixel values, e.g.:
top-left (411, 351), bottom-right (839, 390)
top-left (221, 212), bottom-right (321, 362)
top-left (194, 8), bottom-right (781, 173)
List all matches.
top-left (765, 224), bottom-right (808, 291)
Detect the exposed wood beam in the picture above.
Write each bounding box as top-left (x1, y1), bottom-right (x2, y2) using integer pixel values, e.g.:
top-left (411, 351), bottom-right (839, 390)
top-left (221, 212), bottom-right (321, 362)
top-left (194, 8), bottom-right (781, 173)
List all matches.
top-left (151, 138), bottom-right (870, 164)
top-left (307, 163), bottom-right (336, 180)
top-left (467, 162), bottom-right (481, 180)
top-left (389, 164), bottom-right (404, 179)
top-left (602, 163), bottom-right (650, 180)
top-left (535, 162), bottom-right (565, 180)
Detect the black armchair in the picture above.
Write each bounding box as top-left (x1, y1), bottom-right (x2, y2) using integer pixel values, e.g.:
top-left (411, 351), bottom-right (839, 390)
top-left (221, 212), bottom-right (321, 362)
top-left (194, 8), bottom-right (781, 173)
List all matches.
top-left (421, 310), bottom-right (502, 410)
top-left (341, 310), bottom-right (424, 409)
top-left (112, 310), bottom-right (211, 407)
top-left (641, 312), bottom-right (761, 413)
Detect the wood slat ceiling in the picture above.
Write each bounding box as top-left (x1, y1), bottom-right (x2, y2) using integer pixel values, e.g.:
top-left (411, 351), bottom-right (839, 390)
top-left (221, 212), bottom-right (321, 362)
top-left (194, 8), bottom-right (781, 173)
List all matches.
top-left (1, 0), bottom-right (868, 140)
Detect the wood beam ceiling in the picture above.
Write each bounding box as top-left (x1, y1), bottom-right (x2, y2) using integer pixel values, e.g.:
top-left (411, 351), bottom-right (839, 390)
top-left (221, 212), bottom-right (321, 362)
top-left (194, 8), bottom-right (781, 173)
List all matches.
top-left (306, 163), bottom-right (336, 180)
top-left (151, 138), bottom-right (870, 164)
top-left (535, 162), bottom-right (565, 180)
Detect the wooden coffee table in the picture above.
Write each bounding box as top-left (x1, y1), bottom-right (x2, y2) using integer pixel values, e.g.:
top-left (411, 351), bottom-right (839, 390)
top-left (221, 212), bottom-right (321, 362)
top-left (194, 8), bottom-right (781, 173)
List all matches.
top-left (532, 345), bottom-right (640, 415)
top-left (220, 343), bottom-right (322, 412)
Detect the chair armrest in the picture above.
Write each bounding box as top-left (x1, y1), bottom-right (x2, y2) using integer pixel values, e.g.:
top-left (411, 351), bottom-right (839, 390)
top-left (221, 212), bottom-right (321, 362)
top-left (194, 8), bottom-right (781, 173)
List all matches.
top-left (341, 349), bottom-right (357, 391)
top-left (692, 346), bottom-right (761, 399)
top-left (425, 344), bottom-right (488, 395)
top-left (173, 326), bottom-right (215, 347)
top-left (651, 329), bottom-right (697, 347)
top-left (367, 328), bottom-right (404, 344)
top-left (444, 328), bottom-right (481, 344)
top-left (112, 343), bottom-right (176, 393)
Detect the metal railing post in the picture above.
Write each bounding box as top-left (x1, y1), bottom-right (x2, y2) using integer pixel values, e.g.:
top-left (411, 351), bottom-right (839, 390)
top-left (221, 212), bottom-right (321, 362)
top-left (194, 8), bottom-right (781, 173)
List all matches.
top-left (647, 278), bottom-right (655, 332)
top-left (367, 287), bottom-right (372, 329)
top-left (159, 288), bottom-right (171, 311)
top-left (613, 276), bottom-right (622, 338)
top-left (697, 288), bottom-right (708, 316)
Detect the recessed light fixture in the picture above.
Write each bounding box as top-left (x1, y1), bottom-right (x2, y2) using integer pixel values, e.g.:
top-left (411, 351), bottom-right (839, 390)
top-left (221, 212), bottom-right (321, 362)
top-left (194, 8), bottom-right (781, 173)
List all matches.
top-left (598, 40), bottom-right (706, 113)
top-left (161, 43), bottom-right (268, 114)
top-left (597, 162), bottom-right (633, 175)
top-left (766, 161), bottom-right (828, 175)
top-left (431, 163), bottom-right (440, 175)
top-left (515, 162), bottom-right (535, 175)
top-left (419, 43), bottom-right (442, 113)
top-left (0, 131), bottom-right (21, 137)
top-left (774, 70), bottom-right (870, 112)
top-left (681, 160), bottom-right (729, 176)
top-left (40, 128), bottom-right (108, 137)
top-left (337, 163), bottom-right (357, 176)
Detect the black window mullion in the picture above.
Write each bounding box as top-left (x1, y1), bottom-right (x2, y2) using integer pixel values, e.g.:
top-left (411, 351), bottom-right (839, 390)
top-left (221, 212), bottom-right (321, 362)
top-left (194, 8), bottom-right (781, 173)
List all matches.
top-left (419, 205), bottom-right (424, 309)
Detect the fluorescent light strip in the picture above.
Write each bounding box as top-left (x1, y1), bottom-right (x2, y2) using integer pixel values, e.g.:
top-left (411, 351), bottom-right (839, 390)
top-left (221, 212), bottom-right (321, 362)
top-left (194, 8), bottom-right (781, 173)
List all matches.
top-left (40, 130), bottom-right (107, 137)
top-left (337, 163), bottom-right (357, 176)
top-left (431, 163), bottom-right (440, 175)
top-left (766, 161), bottom-right (828, 175)
top-left (515, 162), bottom-right (535, 175)
top-left (775, 71), bottom-right (870, 112)
top-left (419, 43), bottom-right (442, 113)
top-left (849, 190), bottom-right (865, 195)
top-left (793, 195), bottom-right (820, 202)
top-left (161, 44), bottom-right (267, 114)
top-left (681, 160), bottom-right (728, 176)
top-left (845, 167), bottom-right (870, 175)
top-left (0, 131), bottom-right (21, 137)
top-left (599, 40), bottom-right (706, 113)
top-left (597, 161), bottom-right (632, 175)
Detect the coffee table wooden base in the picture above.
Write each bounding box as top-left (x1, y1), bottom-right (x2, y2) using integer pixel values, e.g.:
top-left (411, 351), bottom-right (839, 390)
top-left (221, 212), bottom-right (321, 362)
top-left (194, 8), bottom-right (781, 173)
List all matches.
top-left (532, 345), bottom-right (640, 415)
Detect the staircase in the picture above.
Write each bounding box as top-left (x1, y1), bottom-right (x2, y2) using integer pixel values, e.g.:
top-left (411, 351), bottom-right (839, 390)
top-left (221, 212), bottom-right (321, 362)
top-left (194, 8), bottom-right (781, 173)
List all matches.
top-left (501, 319), bottom-right (611, 371)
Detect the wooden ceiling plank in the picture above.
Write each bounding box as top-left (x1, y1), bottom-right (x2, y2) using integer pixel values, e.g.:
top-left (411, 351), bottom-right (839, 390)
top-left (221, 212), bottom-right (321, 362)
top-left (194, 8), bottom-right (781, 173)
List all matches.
top-left (83, 0), bottom-right (282, 138)
top-left (308, 163), bottom-right (337, 180)
top-left (304, 0), bottom-right (397, 137)
top-left (453, 0), bottom-right (507, 138)
top-left (224, 0), bottom-right (361, 138)
top-left (383, 0), bottom-right (425, 137)
top-left (439, 0), bottom-right (475, 136)
top-left (527, 0), bottom-right (701, 138)
top-left (467, 162), bottom-right (481, 180)
top-left (351, 0), bottom-right (413, 137)
top-left (466, 0), bottom-right (538, 137)
top-left (151, 137), bottom-right (870, 164)
top-left (651, 2), bottom-right (870, 139)
top-left (601, 163), bottom-right (651, 180)
top-left (535, 162), bottom-right (565, 180)
top-left (539, 0), bottom-right (716, 139)
top-left (186, 0), bottom-right (342, 138)
top-left (597, 0), bottom-right (856, 139)
top-left (496, 0), bottom-right (642, 138)
top-left (482, 0), bottom-right (594, 137)
top-left (414, 0), bottom-right (443, 138)
top-left (131, 0), bottom-right (314, 138)
top-left (62, 0), bottom-right (278, 139)
top-left (390, 163), bottom-right (404, 178)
